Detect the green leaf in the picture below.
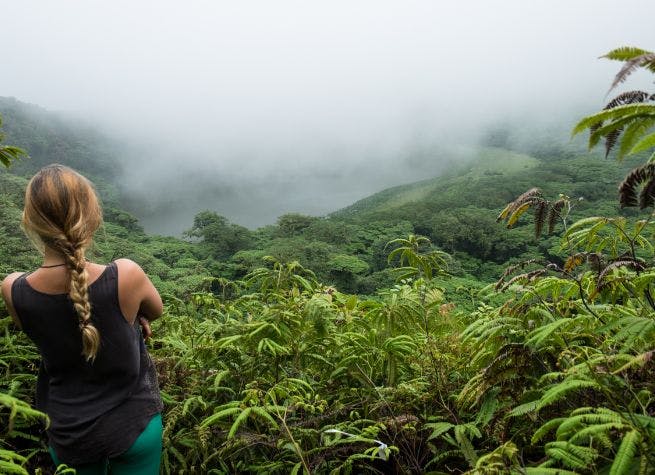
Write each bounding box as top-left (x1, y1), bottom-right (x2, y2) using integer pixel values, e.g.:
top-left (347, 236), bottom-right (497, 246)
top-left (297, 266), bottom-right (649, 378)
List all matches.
top-left (609, 430), bottom-right (642, 475)
top-left (228, 407), bottom-right (252, 439)
top-left (199, 406), bottom-right (240, 427)
top-left (426, 421), bottom-right (454, 440)
top-left (572, 104), bottom-right (655, 136)
top-left (603, 47), bottom-right (653, 62)
top-left (629, 131), bottom-right (655, 155)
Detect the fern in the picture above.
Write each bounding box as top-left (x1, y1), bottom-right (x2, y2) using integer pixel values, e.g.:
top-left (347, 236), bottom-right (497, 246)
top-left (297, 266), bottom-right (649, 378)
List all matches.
top-left (508, 400), bottom-right (539, 418)
top-left (610, 430), bottom-right (642, 475)
top-left (631, 131), bottom-right (655, 155)
top-left (609, 53), bottom-right (655, 91)
top-left (612, 351), bottom-right (654, 374)
top-left (574, 103), bottom-right (655, 132)
top-left (619, 164), bottom-right (655, 208)
top-left (544, 441), bottom-right (598, 469)
top-left (536, 378), bottom-right (600, 411)
top-left (532, 418), bottom-right (568, 444)
top-left (523, 468), bottom-right (579, 475)
top-left (603, 46), bottom-right (654, 63)
top-left (620, 117), bottom-right (655, 159)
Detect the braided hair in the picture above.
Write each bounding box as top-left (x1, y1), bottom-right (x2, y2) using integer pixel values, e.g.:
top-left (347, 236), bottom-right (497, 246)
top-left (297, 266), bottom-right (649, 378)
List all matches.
top-left (22, 164), bottom-right (103, 361)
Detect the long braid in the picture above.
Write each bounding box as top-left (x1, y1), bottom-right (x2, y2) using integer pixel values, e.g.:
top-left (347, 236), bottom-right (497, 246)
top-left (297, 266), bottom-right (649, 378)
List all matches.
top-left (66, 245), bottom-right (100, 361)
top-left (54, 238), bottom-right (100, 361)
top-left (23, 165), bottom-right (103, 362)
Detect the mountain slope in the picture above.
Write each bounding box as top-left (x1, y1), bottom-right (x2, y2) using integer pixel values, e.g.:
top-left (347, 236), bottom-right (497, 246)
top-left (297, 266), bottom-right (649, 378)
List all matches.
top-left (334, 148), bottom-right (539, 217)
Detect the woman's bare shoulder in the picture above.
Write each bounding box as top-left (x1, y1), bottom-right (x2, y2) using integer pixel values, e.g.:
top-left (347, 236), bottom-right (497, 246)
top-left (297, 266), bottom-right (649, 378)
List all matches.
top-left (1, 272), bottom-right (26, 328)
top-left (1, 272), bottom-right (25, 299)
top-left (114, 258), bottom-right (146, 278)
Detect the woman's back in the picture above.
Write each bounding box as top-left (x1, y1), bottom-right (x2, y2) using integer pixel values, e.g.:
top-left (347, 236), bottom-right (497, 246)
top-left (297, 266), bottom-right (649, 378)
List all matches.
top-left (0, 164), bottom-right (164, 470)
top-left (10, 261), bottom-right (163, 465)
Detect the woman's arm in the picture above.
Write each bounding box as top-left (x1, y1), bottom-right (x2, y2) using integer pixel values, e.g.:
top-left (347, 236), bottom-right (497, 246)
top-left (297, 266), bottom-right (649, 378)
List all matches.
top-left (1, 273), bottom-right (25, 329)
top-left (115, 259), bottom-right (163, 325)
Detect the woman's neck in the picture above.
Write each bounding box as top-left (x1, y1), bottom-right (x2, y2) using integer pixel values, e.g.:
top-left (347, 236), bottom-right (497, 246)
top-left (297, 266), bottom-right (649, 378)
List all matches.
top-left (42, 247), bottom-right (67, 268)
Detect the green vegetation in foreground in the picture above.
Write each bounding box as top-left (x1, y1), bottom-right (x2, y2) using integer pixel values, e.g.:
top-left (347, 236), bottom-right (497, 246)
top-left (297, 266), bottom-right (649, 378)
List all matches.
top-left (2, 45), bottom-right (655, 474)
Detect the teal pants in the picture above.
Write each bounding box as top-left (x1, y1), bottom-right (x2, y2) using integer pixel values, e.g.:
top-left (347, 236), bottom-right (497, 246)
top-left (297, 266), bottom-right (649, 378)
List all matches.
top-left (49, 413), bottom-right (163, 475)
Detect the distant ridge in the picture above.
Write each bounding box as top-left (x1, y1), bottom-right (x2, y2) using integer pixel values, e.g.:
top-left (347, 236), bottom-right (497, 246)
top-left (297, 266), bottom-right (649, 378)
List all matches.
top-left (332, 148), bottom-right (539, 218)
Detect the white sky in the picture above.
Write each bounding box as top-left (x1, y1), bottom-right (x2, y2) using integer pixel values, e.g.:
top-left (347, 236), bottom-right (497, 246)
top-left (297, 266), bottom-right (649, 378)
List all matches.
top-left (1, 1), bottom-right (653, 231)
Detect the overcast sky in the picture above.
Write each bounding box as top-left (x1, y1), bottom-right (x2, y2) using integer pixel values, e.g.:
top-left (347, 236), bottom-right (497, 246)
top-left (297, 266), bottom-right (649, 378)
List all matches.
top-left (2, 1), bottom-right (653, 231)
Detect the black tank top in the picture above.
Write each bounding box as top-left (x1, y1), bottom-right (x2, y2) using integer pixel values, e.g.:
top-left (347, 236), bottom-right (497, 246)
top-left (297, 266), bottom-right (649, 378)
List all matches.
top-left (11, 262), bottom-right (163, 465)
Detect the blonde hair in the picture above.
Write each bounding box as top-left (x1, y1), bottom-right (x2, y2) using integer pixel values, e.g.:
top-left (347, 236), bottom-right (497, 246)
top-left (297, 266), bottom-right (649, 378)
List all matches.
top-left (22, 164), bottom-right (103, 361)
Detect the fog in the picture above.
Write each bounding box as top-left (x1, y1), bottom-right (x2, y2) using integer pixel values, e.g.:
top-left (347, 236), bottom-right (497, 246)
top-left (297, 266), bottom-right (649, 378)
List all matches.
top-left (2, 1), bottom-right (654, 233)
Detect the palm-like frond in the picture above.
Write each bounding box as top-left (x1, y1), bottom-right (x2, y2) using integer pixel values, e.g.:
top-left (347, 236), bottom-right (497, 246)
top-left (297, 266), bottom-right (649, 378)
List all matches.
top-left (497, 188), bottom-right (542, 224)
top-left (583, 94), bottom-right (655, 158)
top-left (602, 46), bottom-right (653, 62)
top-left (0, 116), bottom-right (28, 168)
top-left (596, 258), bottom-right (646, 290)
top-left (609, 53), bottom-right (655, 92)
top-left (619, 163), bottom-right (655, 208)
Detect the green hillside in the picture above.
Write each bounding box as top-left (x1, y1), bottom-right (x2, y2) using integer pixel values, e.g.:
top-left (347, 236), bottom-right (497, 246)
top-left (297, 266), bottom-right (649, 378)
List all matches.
top-left (0, 95), bottom-right (639, 289)
top-left (335, 148), bottom-right (539, 216)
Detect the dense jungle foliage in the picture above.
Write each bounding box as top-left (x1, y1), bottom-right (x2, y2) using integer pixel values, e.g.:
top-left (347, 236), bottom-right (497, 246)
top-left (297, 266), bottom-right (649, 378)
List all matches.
top-left (2, 46), bottom-right (655, 473)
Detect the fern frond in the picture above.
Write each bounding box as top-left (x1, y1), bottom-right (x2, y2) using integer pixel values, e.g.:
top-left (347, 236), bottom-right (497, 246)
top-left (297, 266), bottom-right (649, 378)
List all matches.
top-left (509, 400), bottom-right (539, 417)
top-left (475, 391), bottom-right (500, 427)
top-left (199, 405), bottom-right (240, 428)
top-left (523, 468), bottom-right (579, 475)
top-left (501, 269), bottom-right (547, 291)
top-left (495, 259), bottom-right (543, 290)
top-left (630, 131), bottom-right (655, 155)
top-left (532, 418), bottom-right (568, 444)
top-left (498, 188), bottom-right (542, 222)
top-left (609, 53), bottom-right (655, 92)
top-left (572, 104), bottom-right (655, 136)
top-left (507, 202), bottom-right (532, 228)
top-left (605, 128), bottom-right (623, 158)
top-left (619, 164), bottom-right (655, 208)
top-left (537, 378), bottom-right (600, 411)
top-left (425, 421), bottom-right (454, 441)
top-left (555, 411), bottom-right (625, 440)
top-left (639, 175), bottom-right (655, 208)
top-left (454, 424), bottom-right (479, 466)
top-left (602, 46), bottom-right (653, 62)
top-left (597, 258), bottom-right (645, 290)
top-left (545, 441), bottom-right (598, 469)
top-left (534, 200), bottom-right (548, 238)
top-left (564, 254), bottom-right (586, 272)
top-left (619, 117), bottom-right (655, 159)
top-left (548, 199), bottom-right (566, 234)
top-left (605, 90), bottom-right (653, 110)
top-left (525, 317), bottom-right (578, 349)
top-left (609, 430), bottom-right (642, 475)
top-left (566, 422), bottom-right (627, 446)
top-left (227, 407), bottom-right (252, 439)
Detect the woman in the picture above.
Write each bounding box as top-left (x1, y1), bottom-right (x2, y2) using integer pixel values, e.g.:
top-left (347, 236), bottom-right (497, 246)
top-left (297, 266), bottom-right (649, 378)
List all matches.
top-left (0, 164), bottom-right (164, 474)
